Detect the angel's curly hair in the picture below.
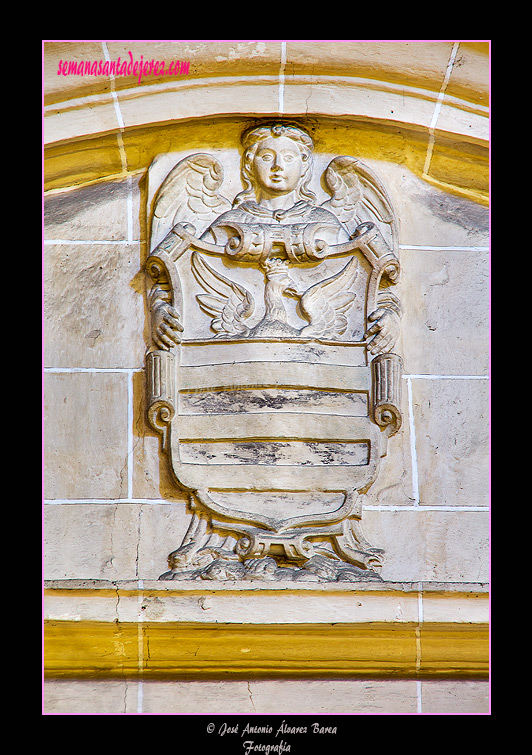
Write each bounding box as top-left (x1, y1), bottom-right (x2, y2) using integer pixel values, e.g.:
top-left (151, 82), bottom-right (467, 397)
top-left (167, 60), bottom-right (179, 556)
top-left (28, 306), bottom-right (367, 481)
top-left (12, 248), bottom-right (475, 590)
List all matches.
top-left (233, 123), bottom-right (317, 207)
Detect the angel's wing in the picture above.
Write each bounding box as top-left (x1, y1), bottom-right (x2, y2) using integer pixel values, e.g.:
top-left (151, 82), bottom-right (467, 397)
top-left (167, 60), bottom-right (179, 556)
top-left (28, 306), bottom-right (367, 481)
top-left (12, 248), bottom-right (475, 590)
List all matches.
top-left (321, 156), bottom-right (398, 252)
top-left (191, 252), bottom-right (255, 338)
top-left (150, 154), bottom-right (232, 250)
top-left (298, 256), bottom-right (359, 340)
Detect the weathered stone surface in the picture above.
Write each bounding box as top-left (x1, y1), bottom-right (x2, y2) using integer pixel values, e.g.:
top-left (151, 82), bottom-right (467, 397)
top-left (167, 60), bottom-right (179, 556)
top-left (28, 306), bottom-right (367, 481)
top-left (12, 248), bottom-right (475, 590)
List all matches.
top-left (393, 169), bottom-right (489, 248)
top-left (44, 134), bottom-right (127, 192)
top-left (44, 178), bottom-right (134, 241)
top-left (43, 677), bottom-right (489, 714)
top-left (286, 41), bottom-right (484, 100)
top-left (43, 503), bottom-right (489, 583)
top-left (43, 680), bottom-right (136, 715)
top-left (141, 678), bottom-right (420, 714)
top-left (44, 503), bottom-right (139, 580)
top-left (420, 679), bottom-right (489, 714)
top-left (43, 41), bottom-right (113, 104)
top-left (43, 242), bottom-right (145, 368)
top-left (44, 579), bottom-right (488, 624)
top-left (136, 502), bottom-right (196, 578)
top-left (43, 373), bottom-right (130, 500)
top-left (107, 40), bottom-right (282, 81)
top-left (412, 378), bottom-right (489, 507)
top-left (399, 248), bottom-right (489, 375)
top-left (363, 509), bottom-right (489, 582)
top-left (46, 173), bottom-right (142, 241)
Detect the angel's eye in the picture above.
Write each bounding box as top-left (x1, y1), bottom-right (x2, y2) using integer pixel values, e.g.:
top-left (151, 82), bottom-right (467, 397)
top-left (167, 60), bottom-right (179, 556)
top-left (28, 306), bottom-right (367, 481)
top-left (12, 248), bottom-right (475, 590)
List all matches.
top-left (258, 152), bottom-right (274, 161)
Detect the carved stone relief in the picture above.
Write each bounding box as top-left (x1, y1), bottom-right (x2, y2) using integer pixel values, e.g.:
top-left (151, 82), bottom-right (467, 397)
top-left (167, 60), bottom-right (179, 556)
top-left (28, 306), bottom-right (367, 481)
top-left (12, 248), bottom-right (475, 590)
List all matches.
top-left (145, 122), bottom-right (403, 582)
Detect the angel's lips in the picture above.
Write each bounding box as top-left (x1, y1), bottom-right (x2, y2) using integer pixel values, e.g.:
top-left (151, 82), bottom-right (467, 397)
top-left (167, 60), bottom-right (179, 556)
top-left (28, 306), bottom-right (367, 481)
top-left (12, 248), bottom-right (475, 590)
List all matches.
top-left (269, 173), bottom-right (287, 185)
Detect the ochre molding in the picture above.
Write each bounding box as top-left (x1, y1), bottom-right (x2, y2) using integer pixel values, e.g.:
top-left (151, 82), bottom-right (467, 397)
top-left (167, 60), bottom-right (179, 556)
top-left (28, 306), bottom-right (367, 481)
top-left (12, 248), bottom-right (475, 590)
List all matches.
top-left (43, 116), bottom-right (489, 206)
top-left (44, 620), bottom-right (489, 679)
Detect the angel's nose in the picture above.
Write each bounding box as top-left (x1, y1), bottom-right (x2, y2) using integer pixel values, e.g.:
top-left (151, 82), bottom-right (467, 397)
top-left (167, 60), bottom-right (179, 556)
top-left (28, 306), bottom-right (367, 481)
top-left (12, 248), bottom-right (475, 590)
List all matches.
top-left (272, 154), bottom-right (284, 171)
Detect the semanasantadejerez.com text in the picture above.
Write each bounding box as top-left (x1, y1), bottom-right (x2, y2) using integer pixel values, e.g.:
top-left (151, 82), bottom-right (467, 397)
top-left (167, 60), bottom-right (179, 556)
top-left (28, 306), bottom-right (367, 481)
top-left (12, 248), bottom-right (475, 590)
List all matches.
top-left (57, 51), bottom-right (190, 84)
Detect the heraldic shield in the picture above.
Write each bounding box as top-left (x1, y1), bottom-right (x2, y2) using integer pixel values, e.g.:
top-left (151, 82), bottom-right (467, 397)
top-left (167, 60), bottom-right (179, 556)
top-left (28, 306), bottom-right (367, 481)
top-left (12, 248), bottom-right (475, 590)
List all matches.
top-left (145, 123), bottom-right (403, 582)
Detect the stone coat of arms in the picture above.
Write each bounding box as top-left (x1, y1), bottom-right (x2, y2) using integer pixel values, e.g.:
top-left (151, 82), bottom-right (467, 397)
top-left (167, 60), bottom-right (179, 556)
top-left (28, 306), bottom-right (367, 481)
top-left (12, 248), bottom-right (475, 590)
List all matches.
top-left (145, 123), bottom-right (402, 582)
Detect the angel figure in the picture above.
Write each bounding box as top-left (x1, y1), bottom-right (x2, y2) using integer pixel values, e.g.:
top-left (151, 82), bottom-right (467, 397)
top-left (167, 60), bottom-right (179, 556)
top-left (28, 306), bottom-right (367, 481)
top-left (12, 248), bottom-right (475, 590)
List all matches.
top-left (149, 123), bottom-right (401, 352)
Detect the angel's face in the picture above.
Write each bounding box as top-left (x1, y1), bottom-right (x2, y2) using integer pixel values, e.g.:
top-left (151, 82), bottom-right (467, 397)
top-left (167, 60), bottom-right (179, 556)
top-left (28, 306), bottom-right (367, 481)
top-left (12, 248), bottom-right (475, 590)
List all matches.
top-left (251, 136), bottom-right (306, 196)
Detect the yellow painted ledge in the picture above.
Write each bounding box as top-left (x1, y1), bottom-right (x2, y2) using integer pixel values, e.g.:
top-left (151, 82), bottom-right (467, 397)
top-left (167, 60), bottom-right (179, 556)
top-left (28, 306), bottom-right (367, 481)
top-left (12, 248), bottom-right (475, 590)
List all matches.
top-left (43, 116), bottom-right (489, 206)
top-left (44, 620), bottom-right (488, 680)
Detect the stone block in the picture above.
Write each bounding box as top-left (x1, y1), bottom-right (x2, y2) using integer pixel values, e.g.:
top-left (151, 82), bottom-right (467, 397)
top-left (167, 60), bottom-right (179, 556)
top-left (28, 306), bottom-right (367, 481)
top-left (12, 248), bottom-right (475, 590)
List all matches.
top-left (44, 176), bottom-right (138, 242)
top-left (247, 679), bottom-right (418, 714)
top-left (43, 677), bottom-right (488, 714)
top-left (363, 510), bottom-right (489, 582)
top-left (426, 137), bottom-right (489, 200)
top-left (117, 80), bottom-right (280, 133)
top-left (412, 378), bottom-right (489, 507)
top-left (399, 248), bottom-right (489, 376)
top-left (44, 101), bottom-right (120, 147)
top-left (420, 679), bottom-right (489, 714)
top-left (282, 76), bottom-right (436, 132)
top-left (422, 593), bottom-right (489, 624)
top-left (43, 579), bottom-right (488, 625)
top-left (44, 372), bottom-right (129, 500)
top-left (43, 679), bottom-right (133, 714)
top-left (44, 134), bottom-right (126, 191)
top-left (140, 678), bottom-right (418, 714)
top-left (445, 43), bottom-right (490, 106)
top-left (394, 170), bottom-right (489, 248)
top-left (106, 40), bottom-right (282, 81)
top-left (43, 41), bottom-right (112, 104)
top-left (43, 503), bottom-right (489, 583)
top-left (43, 242), bottom-right (145, 368)
top-left (43, 503), bottom-right (139, 580)
top-left (141, 680), bottom-right (256, 714)
top-left (285, 41), bottom-right (456, 92)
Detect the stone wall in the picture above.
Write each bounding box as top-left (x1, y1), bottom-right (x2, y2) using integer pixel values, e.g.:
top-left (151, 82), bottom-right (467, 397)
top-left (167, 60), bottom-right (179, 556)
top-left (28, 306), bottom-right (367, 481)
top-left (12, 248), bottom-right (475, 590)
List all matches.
top-left (43, 40), bottom-right (490, 715)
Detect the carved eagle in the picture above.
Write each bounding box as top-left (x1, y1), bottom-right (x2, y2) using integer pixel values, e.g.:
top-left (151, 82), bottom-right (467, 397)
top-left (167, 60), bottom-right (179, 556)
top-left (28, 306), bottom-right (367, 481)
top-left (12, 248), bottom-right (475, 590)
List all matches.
top-left (191, 252), bottom-right (255, 338)
top-left (191, 253), bottom-right (359, 341)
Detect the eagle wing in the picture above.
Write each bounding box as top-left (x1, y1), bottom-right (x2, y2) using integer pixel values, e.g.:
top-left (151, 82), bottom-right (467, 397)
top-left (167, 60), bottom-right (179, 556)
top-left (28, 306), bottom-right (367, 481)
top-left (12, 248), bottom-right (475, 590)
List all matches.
top-left (298, 256), bottom-right (359, 340)
top-left (191, 252), bottom-right (255, 338)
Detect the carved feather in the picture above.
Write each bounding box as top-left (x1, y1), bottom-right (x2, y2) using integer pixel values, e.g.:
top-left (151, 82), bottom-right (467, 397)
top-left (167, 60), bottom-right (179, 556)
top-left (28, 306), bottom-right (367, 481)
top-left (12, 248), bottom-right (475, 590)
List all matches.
top-left (298, 256), bottom-right (359, 339)
top-left (191, 252), bottom-right (255, 337)
top-left (151, 154), bottom-right (232, 249)
top-left (321, 156), bottom-right (397, 250)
